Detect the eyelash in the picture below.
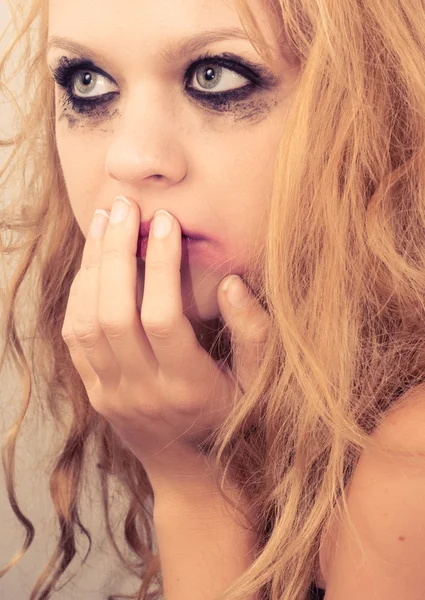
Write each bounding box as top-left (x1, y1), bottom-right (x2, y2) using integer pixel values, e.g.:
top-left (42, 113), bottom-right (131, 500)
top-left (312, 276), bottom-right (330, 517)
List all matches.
top-left (50, 51), bottom-right (273, 117)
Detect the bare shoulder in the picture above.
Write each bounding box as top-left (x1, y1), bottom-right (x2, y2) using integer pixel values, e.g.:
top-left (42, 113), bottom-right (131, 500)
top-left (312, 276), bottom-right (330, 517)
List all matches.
top-left (323, 383), bottom-right (425, 600)
top-left (374, 381), bottom-right (425, 451)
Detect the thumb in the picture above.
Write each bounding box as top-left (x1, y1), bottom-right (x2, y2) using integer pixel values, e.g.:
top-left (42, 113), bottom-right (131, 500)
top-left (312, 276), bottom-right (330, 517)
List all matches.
top-left (217, 275), bottom-right (270, 389)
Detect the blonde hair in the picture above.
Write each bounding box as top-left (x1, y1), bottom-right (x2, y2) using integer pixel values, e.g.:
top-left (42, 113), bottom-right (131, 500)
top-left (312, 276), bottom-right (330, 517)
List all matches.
top-left (1, 0), bottom-right (425, 599)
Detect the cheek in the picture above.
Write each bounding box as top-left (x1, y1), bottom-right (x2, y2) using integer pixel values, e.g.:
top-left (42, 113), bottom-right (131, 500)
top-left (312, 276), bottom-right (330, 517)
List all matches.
top-left (56, 131), bottom-right (105, 235)
top-left (204, 130), bottom-right (279, 246)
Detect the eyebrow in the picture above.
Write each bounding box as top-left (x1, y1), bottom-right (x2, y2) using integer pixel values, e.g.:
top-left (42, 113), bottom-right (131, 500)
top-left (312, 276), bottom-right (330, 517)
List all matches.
top-left (47, 27), bottom-right (251, 65)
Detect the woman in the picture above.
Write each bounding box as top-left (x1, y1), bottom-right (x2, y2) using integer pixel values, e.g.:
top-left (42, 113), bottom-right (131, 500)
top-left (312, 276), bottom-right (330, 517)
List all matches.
top-left (1, 0), bottom-right (425, 598)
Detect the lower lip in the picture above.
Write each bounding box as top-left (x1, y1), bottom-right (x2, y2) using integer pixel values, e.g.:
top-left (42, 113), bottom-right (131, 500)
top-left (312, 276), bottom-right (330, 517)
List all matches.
top-left (136, 234), bottom-right (203, 259)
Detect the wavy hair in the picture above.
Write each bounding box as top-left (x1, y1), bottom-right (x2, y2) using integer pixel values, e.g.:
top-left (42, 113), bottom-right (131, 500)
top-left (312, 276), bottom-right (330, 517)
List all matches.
top-left (1, 0), bottom-right (425, 598)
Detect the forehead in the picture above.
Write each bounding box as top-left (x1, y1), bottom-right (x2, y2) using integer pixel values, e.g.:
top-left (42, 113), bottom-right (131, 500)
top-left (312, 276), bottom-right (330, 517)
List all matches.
top-left (47, 0), bottom-right (282, 62)
top-left (48, 0), bottom-right (269, 28)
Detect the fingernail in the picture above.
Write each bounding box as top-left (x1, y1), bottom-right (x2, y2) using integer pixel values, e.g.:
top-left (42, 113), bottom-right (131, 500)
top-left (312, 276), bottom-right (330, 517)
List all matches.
top-left (90, 209), bottom-right (110, 238)
top-left (110, 196), bottom-right (131, 224)
top-left (152, 210), bottom-right (173, 239)
top-left (223, 276), bottom-right (249, 309)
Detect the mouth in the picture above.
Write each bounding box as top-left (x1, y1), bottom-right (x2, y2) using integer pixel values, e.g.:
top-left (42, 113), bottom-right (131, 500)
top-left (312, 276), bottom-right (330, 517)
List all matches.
top-left (136, 233), bottom-right (202, 259)
top-left (139, 217), bottom-right (203, 240)
top-left (137, 217), bottom-right (208, 260)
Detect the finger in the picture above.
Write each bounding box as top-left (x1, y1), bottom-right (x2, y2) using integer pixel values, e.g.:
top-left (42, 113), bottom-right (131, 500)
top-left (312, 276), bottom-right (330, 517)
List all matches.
top-left (97, 196), bottom-right (158, 378)
top-left (61, 269), bottom-right (99, 390)
top-left (141, 209), bottom-right (204, 381)
top-left (71, 208), bottom-right (124, 387)
top-left (217, 275), bottom-right (271, 391)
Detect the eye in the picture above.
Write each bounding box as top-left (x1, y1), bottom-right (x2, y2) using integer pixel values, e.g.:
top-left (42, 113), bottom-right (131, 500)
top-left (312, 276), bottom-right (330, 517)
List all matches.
top-left (69, 70), bottom-right (117, 99)
top-left (187, 62), bottom-right (250, 93)
top-left (71, 60), bottom-right (253, 98)
top-left (56, 58), bottom-right (253, 100)
top-left (50, 53), bottom-right (276, 118)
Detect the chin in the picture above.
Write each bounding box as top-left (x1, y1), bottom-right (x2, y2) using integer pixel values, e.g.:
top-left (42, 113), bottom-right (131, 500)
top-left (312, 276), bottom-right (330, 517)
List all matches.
top-left (183, 294), bottom-right (221, 322)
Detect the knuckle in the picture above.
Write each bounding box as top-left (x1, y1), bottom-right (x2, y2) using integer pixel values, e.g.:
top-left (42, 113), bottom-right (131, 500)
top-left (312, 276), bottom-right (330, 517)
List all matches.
top-left (98, 314), bottom-right (130, 338)
top-left (72, 317), bottom-right (103, 347)
top-left (141, 313), bottom-right (177, 339)
top-left (87, 388), bottom-right (107, 415)
top-left (61, 327), bottom-right (76, 346)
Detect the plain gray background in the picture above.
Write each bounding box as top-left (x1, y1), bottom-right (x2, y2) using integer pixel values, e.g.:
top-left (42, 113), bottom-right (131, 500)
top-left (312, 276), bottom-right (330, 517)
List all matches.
top-left (0, 3), bottom-right (157, 598)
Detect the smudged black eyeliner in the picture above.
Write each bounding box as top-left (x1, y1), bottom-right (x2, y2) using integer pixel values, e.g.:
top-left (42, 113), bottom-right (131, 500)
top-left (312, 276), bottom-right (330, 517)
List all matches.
top-left (50, 51), bottom-right (278, 118)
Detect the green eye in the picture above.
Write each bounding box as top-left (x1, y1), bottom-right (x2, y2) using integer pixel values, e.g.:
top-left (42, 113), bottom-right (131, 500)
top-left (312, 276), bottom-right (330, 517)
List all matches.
top-left (51, 51), bottom-right (273, 118)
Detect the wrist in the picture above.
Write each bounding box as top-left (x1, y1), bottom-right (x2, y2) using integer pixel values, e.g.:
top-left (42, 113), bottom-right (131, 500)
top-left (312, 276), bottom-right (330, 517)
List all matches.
top-left (137, 443), bottom-right (223, 498)
top-left (153, 490), bottom-right (255, 549)
top-left (130, 441), bottom-right (251, 522)
top-left (150, 457), bottom-right (228, 507)
top-left (152, 471), bottom-right (254, 533)
top-left (152, 472), bottom-right (259, 600)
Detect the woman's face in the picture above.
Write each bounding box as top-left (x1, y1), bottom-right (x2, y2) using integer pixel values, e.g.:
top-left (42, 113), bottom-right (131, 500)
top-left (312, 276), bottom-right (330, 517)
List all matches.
top-left (47, 0), bottom-right (299, 334)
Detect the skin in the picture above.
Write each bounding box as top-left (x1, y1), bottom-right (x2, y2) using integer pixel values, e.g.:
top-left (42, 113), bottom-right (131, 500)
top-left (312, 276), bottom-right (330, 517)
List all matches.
top-left (45, 8), bottom-right (425, 595)
top-left (47, 0), bottom-right (300, 343)
top-left (47, 4), bottom-right (321, 590)
top-left (49, 0), bottom-right (298, 484)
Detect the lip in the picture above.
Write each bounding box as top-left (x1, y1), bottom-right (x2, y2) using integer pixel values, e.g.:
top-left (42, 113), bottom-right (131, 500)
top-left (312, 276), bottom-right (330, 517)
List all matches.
top-left (113, 198), bottom-right (207, 258)
top-left (139, 218), bottom-right (204, 240)
top-left (136, 233), bottom-right (203, 259)
top-left (137, 216), bottom-right (207, 260)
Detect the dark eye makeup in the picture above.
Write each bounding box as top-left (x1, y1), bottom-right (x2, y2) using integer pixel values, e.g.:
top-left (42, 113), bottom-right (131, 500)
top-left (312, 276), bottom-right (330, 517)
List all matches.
top-left (49, 51), bottom-right (278, 118)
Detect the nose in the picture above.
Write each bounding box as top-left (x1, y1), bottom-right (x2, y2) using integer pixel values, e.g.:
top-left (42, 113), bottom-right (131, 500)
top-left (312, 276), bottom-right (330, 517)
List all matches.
top-left (105, 83), bottom-right (188, 190)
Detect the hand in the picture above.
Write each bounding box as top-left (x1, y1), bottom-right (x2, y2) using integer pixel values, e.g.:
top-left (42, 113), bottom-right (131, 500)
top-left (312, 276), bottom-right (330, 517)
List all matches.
top-left (61, 196), bottom-right (270, 485)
